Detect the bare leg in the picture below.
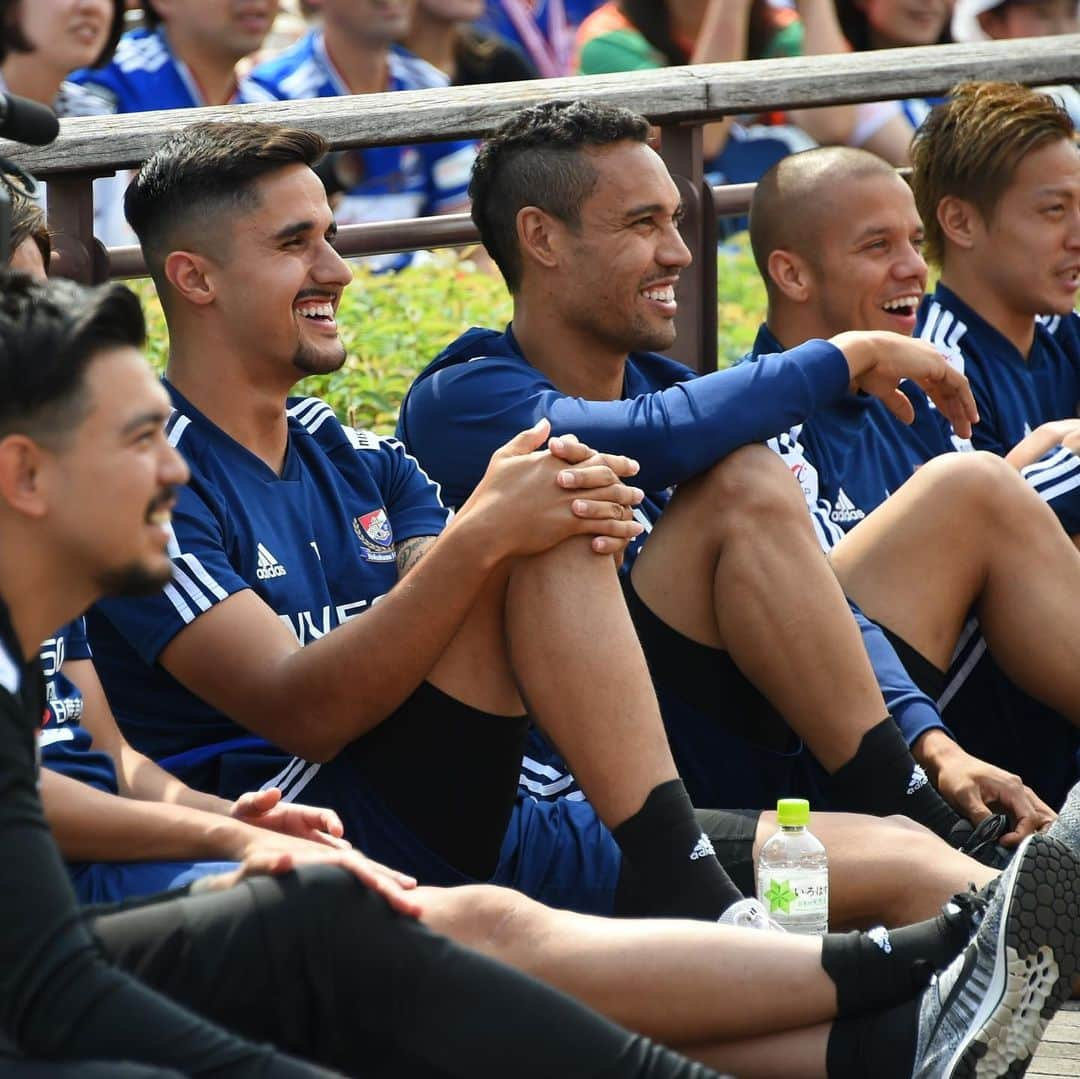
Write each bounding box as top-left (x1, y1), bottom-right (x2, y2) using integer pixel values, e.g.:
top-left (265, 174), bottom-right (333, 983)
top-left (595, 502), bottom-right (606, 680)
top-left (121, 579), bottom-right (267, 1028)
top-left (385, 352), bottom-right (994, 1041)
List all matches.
top-left (505, 537), bottom-right (681, 823)
top-left (752, 812), bottom-right (995, 928)
top-left (688, 1025), bottom-right (830, 1079)
top-left (630, 445), bottom-right (888, 771)
top-left (417, 883), bottom-right (838, 1045)
top-left (831, 452), bottom-right (1080, 721)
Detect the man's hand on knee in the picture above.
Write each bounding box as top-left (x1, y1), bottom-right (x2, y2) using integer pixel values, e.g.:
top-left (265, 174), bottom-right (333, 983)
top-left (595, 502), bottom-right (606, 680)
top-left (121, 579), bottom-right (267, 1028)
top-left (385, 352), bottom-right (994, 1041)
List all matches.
top-left (461, 419), bottom-right (645, 558)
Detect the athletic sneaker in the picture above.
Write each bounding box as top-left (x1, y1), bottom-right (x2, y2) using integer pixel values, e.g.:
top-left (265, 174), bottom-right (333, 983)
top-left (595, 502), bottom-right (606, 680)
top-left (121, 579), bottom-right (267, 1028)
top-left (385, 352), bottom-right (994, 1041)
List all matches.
top-left (1047, 775), bottom-right (1080, 854)
top-left (912, 832), bottom-right (1079, 1078)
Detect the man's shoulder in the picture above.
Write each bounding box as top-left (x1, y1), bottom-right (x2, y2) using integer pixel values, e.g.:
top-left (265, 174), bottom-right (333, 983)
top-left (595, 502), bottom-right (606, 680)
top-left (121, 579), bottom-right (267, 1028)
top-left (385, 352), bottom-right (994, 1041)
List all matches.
top-left (286, 396), bottom-right (385, 455)
top-left (917, 290), bottom-right (977, 372)
top-left (1036, 311), bottom-right (1080, 357)
top-left (388, 46), bottom-right (451, 91)
top-left (55, 80), bottom-right (116, 117)
top-left (412, 327), bottom-right (523, 386)
top-left (248, 32), bottom-right (326, 99)
top-left (69, 29), bottom-right (185, 111)
top-left (71, 28), bottom-right (170, 85)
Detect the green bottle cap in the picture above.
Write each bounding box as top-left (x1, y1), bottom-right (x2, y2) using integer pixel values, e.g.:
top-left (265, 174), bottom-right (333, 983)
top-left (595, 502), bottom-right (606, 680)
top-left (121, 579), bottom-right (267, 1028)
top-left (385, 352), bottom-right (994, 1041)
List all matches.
top-left (776, 798), bottom-right (810, 827)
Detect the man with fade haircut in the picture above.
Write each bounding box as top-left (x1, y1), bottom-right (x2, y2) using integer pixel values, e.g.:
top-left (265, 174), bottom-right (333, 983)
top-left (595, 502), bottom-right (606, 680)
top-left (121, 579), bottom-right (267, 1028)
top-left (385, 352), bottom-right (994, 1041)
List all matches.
top-left (398, 98), bottom-right (1040, 860)
top-left (744, 144), bottom-right (1080, 812)
top-left (912, 82), bottom-right (1080, 539)
top-left (244, 0), bottom-right (480, 272)
top-left (8, 270), bottom-right (1080, 1079)
top-left (89, 118), bottom-right (1017, 935)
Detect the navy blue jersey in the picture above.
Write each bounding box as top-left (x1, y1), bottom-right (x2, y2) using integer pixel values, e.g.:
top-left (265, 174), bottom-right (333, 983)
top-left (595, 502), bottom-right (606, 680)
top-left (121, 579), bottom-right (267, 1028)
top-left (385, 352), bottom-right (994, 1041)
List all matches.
top-left (750, 324), bottom-right (963, 549)
top-left (38, 620), bottom-right (119, 795)
top-left (917, 284), bottom-right (1080, 533)
top-left (88, 384), bottom-right (449, 788)
top-left (398, 324), bottom-right (947, 760)
top-left (245, 32), bottom-right (477, 272)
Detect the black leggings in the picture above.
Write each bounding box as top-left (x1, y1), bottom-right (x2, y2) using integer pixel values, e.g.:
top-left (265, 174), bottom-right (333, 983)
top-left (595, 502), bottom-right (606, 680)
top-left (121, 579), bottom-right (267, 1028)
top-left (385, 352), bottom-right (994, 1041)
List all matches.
top-left (91, 865), bottom-right (722, 1079)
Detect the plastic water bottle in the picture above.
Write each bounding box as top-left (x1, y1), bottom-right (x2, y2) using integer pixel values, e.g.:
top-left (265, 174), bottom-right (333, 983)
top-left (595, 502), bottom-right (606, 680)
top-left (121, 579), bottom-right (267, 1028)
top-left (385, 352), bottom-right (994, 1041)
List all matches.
top-left (757, 798), bottom-right (829, 935)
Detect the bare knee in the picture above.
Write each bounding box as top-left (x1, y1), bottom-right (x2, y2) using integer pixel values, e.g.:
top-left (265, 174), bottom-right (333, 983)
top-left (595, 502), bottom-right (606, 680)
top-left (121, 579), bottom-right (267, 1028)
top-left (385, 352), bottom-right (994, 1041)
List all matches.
top-left (417, 884), bottom-right (547, 956)
top-left (916, 451), bottom-right (1024, 523)
top-left (682, 444), bottom-right (811, 536)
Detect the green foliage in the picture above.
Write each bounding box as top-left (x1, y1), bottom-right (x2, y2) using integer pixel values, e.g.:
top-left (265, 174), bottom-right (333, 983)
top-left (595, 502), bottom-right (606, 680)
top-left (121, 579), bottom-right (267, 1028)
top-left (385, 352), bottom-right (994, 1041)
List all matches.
top-left (132, 237), bottom-right (767, 434)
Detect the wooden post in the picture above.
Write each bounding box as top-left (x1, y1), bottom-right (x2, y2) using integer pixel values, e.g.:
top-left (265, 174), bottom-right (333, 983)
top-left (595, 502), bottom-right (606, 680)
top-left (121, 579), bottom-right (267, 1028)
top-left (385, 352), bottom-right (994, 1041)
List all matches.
top-left (658, 123), bottom-right (717, 373)
top-left (47, 175), bottom-right (108, 284)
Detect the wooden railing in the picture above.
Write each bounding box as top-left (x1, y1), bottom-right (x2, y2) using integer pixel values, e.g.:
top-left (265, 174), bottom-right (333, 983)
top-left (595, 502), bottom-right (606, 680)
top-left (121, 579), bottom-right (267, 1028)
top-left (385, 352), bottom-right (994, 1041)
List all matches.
top-left (3, 34), bottom-right (1078, 371)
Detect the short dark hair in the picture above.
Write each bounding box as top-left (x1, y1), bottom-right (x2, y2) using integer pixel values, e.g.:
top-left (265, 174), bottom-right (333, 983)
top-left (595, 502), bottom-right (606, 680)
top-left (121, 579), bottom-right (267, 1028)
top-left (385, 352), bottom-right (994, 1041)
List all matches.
top-left (0, 271), bottom-right (145, 446)
top-left (750, 146), bottom-right (899, 286)
top-left (911, 81), bottom-right (1076, 266)
top-left (469, 99), bottom-right (650, 291)
top-left (125, 121), bottom-right (327, 288)
top-left (0, 0), bottom-right (126, 68)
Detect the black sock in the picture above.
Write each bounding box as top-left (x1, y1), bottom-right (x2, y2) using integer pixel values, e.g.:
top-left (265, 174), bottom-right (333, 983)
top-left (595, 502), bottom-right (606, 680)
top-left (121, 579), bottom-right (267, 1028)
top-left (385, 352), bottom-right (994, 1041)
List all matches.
top-left (821, 904), bottom-right (972, 1017)
top-left (827, 718), bottom-right (961, 838)
top-left (826, 1000), bottom-right (919, 1079)
top-left (611, 779), bottom-right (744, 920)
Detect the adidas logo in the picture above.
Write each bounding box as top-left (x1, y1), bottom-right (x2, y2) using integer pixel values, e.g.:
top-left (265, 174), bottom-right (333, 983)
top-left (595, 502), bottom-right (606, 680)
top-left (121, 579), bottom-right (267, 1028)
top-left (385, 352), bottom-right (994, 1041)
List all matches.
top-left (907, 764), bottom-right (929, 795)
top-left (255, 543), bottom-right (287, 580)
top-left (868, 926), bottom-right (893, 954)
top-left (830, 488), bottom-right (865, 524)
top-left (689, 833), bottom-right (716, 861)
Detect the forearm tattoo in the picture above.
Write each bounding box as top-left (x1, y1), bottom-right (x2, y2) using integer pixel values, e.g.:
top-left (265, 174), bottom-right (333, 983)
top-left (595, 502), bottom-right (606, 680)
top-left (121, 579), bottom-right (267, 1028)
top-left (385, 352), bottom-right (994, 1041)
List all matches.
top-left (396, 535), bottom-right (436, 578)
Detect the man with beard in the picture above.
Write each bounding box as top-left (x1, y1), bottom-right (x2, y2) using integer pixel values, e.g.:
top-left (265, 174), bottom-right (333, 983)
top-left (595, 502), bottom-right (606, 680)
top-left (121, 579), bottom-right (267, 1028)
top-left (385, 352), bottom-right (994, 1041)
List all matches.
top-left (87, 119), bottom-right (1012, 933)
top-left (397, 99), bottom-right (1041, 859)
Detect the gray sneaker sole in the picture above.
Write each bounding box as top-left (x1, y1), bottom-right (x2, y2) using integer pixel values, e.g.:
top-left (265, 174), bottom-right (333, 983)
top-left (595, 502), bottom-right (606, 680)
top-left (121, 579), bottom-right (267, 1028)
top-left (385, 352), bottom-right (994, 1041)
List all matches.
top-left (948, 835), bottom-right (1080, 1078)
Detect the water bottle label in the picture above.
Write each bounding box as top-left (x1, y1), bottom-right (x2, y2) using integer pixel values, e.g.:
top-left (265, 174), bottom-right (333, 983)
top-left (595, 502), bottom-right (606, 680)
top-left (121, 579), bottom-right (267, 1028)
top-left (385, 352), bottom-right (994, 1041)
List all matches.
top-left (757, 868), bottom-right (829, 918)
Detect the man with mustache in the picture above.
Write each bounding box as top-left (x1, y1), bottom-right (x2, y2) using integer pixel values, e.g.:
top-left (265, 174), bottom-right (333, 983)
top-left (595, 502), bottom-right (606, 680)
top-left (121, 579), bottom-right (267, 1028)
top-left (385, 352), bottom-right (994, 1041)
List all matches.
top-left (398, 98), bottom-right (1037, 860)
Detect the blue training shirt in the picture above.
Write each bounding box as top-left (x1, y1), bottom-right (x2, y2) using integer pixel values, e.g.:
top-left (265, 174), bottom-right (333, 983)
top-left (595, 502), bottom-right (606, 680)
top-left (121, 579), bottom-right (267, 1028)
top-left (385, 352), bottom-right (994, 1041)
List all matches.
top-left (245, 32), bottom-right (478, 272)
top-left (917, 283), bottom-right (1080, 534)
top-left (39, 620), bottom-right (118, 795)
top-left (398, 324), bottom-right (948, 780)
top-left (87, 384), bottom-right (450, 792)
top-left (750, 321), bottom-right (1080, 804)
top-left (750, 323), bottom-right (962, 550)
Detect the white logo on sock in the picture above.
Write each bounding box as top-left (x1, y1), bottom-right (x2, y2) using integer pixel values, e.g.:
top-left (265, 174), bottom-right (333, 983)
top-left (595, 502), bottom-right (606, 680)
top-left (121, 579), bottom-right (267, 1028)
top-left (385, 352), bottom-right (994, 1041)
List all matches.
top-left (907, 764), bottom-right (929, 795)
top-left (690, 833), bottom-right (716, 861)
top-left (868, 926), bottom-right (893, 954)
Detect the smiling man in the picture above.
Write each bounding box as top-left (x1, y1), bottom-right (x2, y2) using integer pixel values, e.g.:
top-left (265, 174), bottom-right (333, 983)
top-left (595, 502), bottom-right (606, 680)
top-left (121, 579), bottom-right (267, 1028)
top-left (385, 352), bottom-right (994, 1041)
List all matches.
top-left (395, 99), bottom-right (1033, 857)
top-left (744, 143), bottom-right (1080, 814)
top-left (913, 82), bottom-right (1080, 512)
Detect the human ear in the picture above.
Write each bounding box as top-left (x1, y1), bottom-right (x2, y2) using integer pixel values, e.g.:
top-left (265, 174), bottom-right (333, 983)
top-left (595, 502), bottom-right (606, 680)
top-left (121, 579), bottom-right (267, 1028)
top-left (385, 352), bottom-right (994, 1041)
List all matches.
top-left (937, 196), bottom-right (980, 251)
top-left (164, 251), bottom-right (216, 306)
top-left (767, 249), bottom-right (813, 303)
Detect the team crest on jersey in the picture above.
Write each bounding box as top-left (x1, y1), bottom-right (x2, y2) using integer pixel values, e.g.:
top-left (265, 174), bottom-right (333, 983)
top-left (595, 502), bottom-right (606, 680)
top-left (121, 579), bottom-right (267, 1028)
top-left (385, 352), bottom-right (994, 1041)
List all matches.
top-left (353, 508), bottom-right (395, 562)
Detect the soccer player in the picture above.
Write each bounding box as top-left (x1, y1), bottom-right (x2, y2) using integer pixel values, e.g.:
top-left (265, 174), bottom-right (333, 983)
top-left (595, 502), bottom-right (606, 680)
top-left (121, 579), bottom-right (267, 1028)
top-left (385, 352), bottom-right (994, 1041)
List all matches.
top-left (912, 81), bottom-right (1080, 535)
top-left (744, 143), bottom-right (1080, 811)
top-left (397, 98), bottom-right (1032, 855)
top-left (6, 269), bottom-right (1080, 1079)
top-left (244, 0), bottom-right (479, 272)
top-left (89, 118), bottom-right (1004, 931)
